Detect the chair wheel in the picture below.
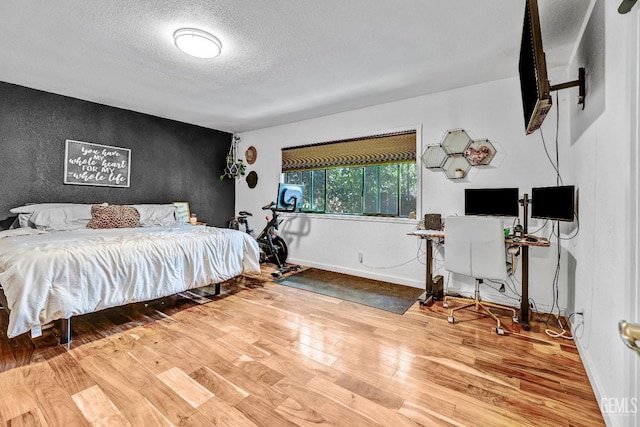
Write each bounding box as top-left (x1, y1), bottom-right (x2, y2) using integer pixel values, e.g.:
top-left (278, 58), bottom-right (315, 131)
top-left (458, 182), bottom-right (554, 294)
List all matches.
top-left (512, 316), bottom-right (519, 324)
top-left (448, 316), bottom-right (455, 324)
top-left (496, 327), bottom-right (505, 336)
top-left (442, 302), bottom-right (449, 308)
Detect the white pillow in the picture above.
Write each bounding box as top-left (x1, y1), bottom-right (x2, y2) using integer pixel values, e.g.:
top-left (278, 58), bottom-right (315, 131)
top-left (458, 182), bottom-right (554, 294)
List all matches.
top-left (28, 205), bottom-right (94, 231)
top-left (132, 204), bottom-right (177, 227)
top-left (17, 213), bottom-right (32, 228)
top-left (10, 203), bottom-right (80, 214)
top-left (10, 203), bottom-right (108, 230)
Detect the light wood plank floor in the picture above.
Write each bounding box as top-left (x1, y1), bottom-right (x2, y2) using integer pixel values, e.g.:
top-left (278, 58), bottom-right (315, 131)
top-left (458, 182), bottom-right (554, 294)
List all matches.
top-left (0, 266), bottom-right (604, 426)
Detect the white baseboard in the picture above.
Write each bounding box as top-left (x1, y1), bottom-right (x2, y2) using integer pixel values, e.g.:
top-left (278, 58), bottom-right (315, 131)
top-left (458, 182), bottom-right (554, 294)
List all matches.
top-left (288, 258), bottom-right (567, 316)
top-left (572, 334), bottom-right (611, 426)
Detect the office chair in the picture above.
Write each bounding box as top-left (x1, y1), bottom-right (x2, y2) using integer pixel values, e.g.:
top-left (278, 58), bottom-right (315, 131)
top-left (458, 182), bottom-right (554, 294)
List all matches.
top-left (442, 215), bottom-right (518, 335)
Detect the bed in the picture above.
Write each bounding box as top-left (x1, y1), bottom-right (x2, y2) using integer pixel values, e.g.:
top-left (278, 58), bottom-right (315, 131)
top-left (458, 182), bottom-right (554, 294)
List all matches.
top-left (0, 203), bottom-right (261, 343)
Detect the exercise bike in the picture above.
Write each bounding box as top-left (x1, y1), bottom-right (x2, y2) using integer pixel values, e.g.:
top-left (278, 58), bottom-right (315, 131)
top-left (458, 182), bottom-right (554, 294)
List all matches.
top-left (229, 200), bottom-right (300, 278)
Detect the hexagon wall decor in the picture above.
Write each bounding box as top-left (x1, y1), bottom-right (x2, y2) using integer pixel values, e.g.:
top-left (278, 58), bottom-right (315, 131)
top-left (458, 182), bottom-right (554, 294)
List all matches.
top-left (422, 129), bottom-right (498, 180)
top-left (464, 138), bottom-right (496, 166)
top-left (440, 129), bottom-right (472, 155)
top-left (421, 144), bottom-right (448, 169)
top-left (442, 155), bottom-right (472, 179)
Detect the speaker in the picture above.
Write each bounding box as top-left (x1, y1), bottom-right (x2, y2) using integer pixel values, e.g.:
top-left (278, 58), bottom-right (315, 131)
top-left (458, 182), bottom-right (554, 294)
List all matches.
top-left (424, 214), bottom-right (442, 231)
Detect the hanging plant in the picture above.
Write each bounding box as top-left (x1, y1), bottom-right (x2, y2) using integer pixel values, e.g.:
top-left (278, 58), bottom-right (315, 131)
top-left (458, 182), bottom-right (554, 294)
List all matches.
top-left (220, 134), bottom-right (247, 181)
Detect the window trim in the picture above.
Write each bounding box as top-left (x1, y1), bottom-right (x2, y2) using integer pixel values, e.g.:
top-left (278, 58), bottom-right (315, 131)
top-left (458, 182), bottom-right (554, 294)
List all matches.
top-left (281, 125), bottom-right (423, 219)
top-left (278, 211), bottom-right (417, 225)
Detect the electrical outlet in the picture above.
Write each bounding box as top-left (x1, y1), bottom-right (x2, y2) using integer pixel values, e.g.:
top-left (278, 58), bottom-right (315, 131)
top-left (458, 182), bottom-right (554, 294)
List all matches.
top-left (358, 252), bottom-right (363, 263)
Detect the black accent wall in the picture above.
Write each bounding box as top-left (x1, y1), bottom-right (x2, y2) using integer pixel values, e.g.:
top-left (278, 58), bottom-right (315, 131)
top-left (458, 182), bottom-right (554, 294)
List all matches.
top-left (0, 81), bottom-right (234, 227)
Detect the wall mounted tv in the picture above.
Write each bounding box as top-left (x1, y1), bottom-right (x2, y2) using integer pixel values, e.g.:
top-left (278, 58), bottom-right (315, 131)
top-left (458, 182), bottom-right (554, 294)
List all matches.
top-left (531, 185), bottom-right (575, 222)
top-left (519, 0), bottom-right (551, 135)
top-left (464, 188), bottom-right (520, 217)
top-left (519, 0), bottom-right (586, 135)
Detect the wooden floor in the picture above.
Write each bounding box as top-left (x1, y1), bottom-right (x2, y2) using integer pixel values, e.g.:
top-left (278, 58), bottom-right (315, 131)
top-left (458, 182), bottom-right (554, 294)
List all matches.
top-left (0, 266), bottom-right (604, 426)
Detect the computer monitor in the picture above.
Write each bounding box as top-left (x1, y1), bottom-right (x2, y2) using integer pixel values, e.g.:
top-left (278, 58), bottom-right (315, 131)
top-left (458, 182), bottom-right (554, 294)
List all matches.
top-left (531, 185), bottom-right (575, 222)
top-left (464, 188), bottom-right (520, 217)
top-left (276, 183), bottom-right (303, 211)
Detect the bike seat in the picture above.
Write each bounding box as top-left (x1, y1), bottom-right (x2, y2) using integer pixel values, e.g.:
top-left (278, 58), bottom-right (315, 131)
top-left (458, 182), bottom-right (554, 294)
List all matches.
top-left (239, 211), bottom-right (252, 216)
top-left (262, 202), bottom-right (276, 210)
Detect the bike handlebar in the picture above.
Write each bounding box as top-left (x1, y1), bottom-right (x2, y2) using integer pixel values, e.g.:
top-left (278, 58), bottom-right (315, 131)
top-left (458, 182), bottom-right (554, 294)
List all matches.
top-left (237, 203), bottom-right (291, 219)
top-left (261, 203), bottom-right (297, 213)
top-left (262, 196), bottom-right (298, 213)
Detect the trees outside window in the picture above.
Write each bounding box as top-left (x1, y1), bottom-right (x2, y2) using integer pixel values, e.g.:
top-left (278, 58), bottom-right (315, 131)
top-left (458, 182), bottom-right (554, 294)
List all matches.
top-left (282, 130), bottom-right (417, 217)
top-left (285, 163), bottom-right (415, 217)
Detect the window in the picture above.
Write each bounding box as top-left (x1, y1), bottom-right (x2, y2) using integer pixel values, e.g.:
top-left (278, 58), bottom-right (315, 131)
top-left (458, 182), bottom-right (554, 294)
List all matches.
top-left (282, 130), bottom-right (417, 217)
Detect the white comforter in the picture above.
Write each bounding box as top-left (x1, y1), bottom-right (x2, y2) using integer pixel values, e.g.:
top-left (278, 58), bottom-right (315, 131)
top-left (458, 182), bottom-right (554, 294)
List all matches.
top-left (0, 225), bottom-right (260, 338)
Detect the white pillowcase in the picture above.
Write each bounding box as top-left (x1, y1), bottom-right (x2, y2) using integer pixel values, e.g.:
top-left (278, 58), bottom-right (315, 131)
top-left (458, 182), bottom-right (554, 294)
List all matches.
top-left (132, 204), bottom-right (177, 227)
top-left (28, 205), bottom-right (94, 231)
top-left (9, 203), bottom-right (175, 230)
top-left (16, 213), bottom-right (33, 228)
top-left (10, 204), bottom-right (81, 228)
top-left (10, 203), bottom-right (107, 230)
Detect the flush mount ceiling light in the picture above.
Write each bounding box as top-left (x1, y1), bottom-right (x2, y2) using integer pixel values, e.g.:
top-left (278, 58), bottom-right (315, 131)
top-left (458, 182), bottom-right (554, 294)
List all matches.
top-left (173, 28), bottom-right (222, 58)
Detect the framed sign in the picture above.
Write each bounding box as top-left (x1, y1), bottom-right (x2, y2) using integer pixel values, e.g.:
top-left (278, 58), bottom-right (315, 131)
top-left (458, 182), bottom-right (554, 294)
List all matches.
top-left (172, 202), bottom-right (190, 223)
top-left (64, 139), bottom-right (131, 187)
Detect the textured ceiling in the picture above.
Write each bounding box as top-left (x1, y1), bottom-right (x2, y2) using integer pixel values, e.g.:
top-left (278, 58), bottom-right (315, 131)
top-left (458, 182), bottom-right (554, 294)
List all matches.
top-left (0, 0), bottom-right (591, 133)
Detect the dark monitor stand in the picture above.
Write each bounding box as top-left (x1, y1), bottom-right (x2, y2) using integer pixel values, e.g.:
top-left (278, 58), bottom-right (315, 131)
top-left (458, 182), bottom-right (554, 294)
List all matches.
top-left (423, 241), bottom-right (443, 305)
top-left (520, 193), bottom-right (532, 331)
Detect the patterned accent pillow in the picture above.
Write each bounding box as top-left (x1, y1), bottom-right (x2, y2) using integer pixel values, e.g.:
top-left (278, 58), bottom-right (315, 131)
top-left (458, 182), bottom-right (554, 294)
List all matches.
top-left (87, 205), bottom-right (140, 229)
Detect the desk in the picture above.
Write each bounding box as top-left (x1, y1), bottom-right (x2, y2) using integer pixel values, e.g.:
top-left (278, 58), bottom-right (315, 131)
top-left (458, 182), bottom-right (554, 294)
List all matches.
top-left (408, 229), bottom-right (550, 330)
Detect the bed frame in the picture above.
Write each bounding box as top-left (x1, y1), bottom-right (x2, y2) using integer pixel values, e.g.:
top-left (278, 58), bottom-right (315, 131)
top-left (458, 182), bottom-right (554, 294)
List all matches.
top-left (1, 282), bottom-right (221, 345)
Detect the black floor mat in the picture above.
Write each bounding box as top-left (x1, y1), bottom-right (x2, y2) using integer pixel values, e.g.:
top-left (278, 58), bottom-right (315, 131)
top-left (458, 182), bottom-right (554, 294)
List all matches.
top-left (276, 268), bottom-right (423, 315)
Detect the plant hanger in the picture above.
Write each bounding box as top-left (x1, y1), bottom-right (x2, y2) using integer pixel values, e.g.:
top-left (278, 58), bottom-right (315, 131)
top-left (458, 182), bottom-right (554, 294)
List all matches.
top-left (220, 134), bottom-right (246, 181)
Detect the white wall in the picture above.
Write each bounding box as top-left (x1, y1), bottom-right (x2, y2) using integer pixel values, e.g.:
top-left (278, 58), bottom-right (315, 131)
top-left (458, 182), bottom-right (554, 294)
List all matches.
top-left (236, 74), bottom-right (575, 314)
top-left (568, 1), bottom-right (639, 426)
top-left (234, 1), bottom-right (640, 424)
